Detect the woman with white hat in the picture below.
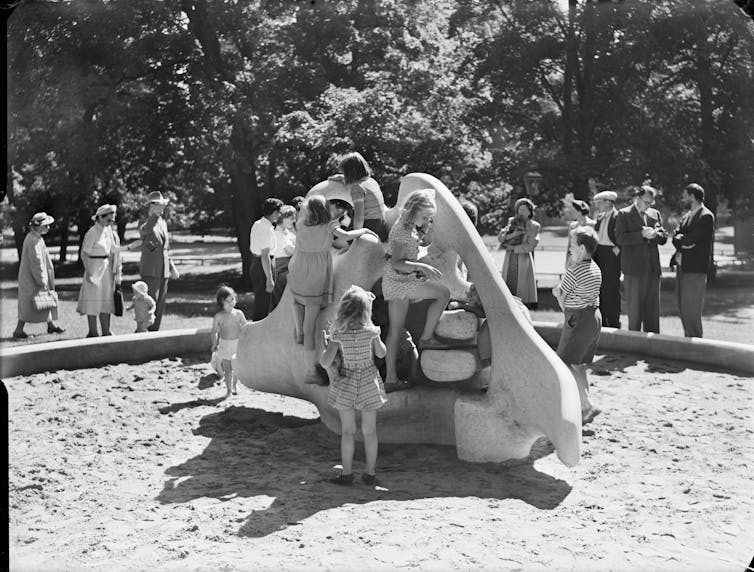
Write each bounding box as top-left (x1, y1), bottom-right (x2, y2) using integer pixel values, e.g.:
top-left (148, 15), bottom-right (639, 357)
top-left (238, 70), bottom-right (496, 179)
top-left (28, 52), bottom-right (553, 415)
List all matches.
top-left (76, 204), bottom-right (124, 337)
top-left (13, 212), bottom-right (65, 339)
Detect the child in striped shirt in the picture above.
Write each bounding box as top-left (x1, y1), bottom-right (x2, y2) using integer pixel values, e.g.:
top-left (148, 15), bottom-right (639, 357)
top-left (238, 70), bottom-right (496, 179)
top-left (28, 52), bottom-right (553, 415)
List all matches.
top-left (552, 226), bottom-right (602, 424)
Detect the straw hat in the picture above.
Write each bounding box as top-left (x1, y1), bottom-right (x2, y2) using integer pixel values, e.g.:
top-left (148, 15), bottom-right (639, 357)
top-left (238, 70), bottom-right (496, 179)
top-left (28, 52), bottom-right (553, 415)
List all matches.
top-left (92, 204), bottom-right (117, 220)
top-left (30, 212), bottom-right (54, 226)
top-left (594, 190), bottom-right (617, 202)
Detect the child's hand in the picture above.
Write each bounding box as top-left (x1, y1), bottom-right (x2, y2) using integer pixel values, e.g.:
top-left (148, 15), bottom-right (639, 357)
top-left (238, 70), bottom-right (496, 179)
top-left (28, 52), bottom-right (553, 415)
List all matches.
top-left (418, 263), bottom-right (443, 281)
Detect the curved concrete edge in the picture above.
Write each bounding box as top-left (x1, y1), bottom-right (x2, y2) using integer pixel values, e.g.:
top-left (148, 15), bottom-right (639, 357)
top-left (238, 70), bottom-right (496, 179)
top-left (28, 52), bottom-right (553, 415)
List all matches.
top-left (532, 322), bottom-right (754, 376)
top-left (0, 328), bottom-right (213, 379)
top-left (3, 325), bottom-right (751, 380)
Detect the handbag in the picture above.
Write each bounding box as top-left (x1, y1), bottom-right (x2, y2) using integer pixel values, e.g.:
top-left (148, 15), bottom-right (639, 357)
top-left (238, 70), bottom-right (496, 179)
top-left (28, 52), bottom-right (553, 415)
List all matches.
top-left (113, 284), bottom-right (124, 317)
top-left (33, 289), bottom-right (58, 311)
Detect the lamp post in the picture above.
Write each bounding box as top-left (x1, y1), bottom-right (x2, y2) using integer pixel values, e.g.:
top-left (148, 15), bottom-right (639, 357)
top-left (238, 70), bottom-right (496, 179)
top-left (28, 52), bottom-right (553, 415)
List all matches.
top-left (524, 170), bottom-right (543, 197)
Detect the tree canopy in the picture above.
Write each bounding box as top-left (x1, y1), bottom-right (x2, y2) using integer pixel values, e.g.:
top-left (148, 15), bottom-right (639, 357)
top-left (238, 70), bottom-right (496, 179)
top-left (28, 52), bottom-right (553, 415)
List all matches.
top-left (5, 0), bottom-right (754, 275)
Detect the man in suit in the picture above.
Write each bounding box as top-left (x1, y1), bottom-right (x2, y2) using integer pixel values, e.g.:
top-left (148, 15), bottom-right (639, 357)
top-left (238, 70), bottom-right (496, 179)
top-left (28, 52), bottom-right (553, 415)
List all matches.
top-left (592, 189), bottom-right (621, 328)
top-left (139, 190), bottom-right (172, 331)
top-left (615, 185), bottom-right (668, 333)
top-left (671, 183), bottom-right (715, 337)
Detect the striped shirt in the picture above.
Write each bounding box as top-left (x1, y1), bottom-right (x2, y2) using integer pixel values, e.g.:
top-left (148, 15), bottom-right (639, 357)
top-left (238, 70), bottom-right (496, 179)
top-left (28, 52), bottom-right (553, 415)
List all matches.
top-left (560, 259), bottom-right (602, 309)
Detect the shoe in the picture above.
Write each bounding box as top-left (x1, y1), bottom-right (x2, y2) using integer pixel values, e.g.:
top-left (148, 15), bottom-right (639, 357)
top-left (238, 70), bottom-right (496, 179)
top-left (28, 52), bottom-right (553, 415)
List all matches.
top-left (361, 473), bottom-right (377, 486)
top-left (102, 332), bottom-right (113, 336)
top-left (47, 325), bottom-right (66, 334)
top-left (582, 407), bottom-right (602, 425)
top-left (330, 473), bottom-right (354, 486)
top-left (12, 331), bottom-right (29, 339)
top-left (86, 333), bottom-right (99, 338)
top-left (384, 379), bottom-right (412, 393)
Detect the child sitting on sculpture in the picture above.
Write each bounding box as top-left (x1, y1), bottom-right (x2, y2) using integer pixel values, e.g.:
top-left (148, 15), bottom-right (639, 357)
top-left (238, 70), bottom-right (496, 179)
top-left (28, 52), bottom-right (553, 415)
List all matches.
top-left (552, 226), bottom-right (602, 424)
top-left (211, 285), bottom-right (247, 398)
top-left (382, 189), bottom-right (450, 392)
top-left (287, 194), bottom-right (378, 384)
top-left (320, 285), bottom-right (387, 486)
top-left (129, 280), bottom-right (156, 333)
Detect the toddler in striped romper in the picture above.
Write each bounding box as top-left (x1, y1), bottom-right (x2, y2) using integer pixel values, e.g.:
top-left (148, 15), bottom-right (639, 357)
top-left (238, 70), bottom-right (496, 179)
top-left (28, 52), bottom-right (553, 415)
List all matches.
top-left (320, 285), bottom-right (387, 487)
top-left (553, 226), bottom-right (603, 424)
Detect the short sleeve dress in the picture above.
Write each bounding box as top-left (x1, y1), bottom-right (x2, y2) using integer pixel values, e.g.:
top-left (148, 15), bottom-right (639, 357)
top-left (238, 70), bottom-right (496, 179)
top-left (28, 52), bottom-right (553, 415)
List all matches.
top-left (288, 220), bottom-right (339, 306)
top-left (327, 327), bottom-right (387, 411)
top-left (382, 220), bottom-right (425, 301)
top-left (77, 224), bottom-right (120, 315)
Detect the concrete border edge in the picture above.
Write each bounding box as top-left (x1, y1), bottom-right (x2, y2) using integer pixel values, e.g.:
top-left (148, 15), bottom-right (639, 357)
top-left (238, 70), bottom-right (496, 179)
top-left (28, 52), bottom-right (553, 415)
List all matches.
top-left (1, 324), bottom-right (752, 379)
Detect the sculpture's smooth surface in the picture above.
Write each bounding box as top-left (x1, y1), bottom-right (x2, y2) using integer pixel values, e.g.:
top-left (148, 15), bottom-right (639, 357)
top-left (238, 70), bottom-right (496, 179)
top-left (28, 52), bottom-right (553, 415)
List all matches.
top-left (235, 173), bottom-right (582, 466)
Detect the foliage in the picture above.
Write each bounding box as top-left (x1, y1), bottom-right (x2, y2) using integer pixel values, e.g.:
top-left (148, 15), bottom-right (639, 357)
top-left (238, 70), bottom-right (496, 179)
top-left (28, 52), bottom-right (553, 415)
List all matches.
top-left (4, 0), bottom-right (754, 267)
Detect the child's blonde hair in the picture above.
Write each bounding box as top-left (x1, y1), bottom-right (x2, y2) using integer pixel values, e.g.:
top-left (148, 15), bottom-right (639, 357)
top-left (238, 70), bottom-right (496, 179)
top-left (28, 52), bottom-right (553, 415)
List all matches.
top-left (302, 195), bottom-right (331, 226)
top-left (330, 285), bottom-right (378, 334)
top-left (400, 189), bottom-right (436, 228)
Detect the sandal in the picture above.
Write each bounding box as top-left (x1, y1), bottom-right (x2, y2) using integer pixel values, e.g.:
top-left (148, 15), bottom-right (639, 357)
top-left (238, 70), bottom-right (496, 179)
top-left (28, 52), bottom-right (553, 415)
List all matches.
top-left (361, 473), bottom-right (378, 486)
top-left (384, 379), bottom-right (412, 393)
top-left (330, 473), bottom-right (354, 486)
top-left (47, 325), bottom-right (66, 334)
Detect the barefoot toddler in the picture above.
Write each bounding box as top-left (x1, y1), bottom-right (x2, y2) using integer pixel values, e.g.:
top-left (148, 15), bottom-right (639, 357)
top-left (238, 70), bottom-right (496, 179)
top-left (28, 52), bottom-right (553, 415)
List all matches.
top-left (130, 281), bottom-right (156, 333)
top-left (211, 285), bottom-right (247, 398)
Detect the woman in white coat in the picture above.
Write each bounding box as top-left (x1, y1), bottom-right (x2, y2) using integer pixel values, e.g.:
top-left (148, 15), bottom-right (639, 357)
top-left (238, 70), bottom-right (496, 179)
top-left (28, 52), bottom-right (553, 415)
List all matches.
top-left (13, 212), bottom-right (65, 338)
top-left (76, 204), bottom-right (125, 337)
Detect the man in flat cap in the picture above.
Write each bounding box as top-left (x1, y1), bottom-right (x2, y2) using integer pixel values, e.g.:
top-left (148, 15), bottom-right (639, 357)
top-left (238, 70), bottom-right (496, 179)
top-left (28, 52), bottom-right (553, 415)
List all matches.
top-left (592, 189), bottom-right (621, 328)
top-left (139, 191), bottom-right (174, 331)
top-left (671, 183), bottom-right (715, 337)
top-left (615, 185), bottom-right (668, 333)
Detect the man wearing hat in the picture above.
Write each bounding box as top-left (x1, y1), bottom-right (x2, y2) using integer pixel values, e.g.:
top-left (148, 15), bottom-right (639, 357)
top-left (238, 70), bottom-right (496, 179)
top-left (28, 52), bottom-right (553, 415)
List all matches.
top-left (592, 189), bottom-right (622, 328)
top-left (139, 191), bottom-right (173, 331)
top-left (671, 183), bottom-right (715, 337)
top-left (615, 185), bottom-right (668, 333)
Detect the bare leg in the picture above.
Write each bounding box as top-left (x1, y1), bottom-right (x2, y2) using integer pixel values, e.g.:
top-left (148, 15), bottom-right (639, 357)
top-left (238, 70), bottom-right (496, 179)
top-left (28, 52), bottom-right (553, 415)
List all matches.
top-left (338, 409), bottom-right (357, 476)
top-left (293, 301), bottom-right (304, 344)
top-left (99, 313), bottom-right (111, 335)
top-left (302, 304), bottom-right (321, 351)
top-left (417, 283), bottom-right (450, 344)
top-left (570, 364), bottom-right (601, 423)
top-left (361, 410), bottom-right (378, 476)
top-left (87, 315), bottom-right (99, 337)
top-left (385, 299), bottom-right (410, 384)
top-left (222, 359), bottom-right (233, 398)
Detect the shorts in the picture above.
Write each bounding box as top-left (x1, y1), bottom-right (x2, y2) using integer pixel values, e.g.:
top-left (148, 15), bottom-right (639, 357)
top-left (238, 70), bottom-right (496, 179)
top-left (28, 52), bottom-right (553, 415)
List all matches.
top-left (216, 337), bottom-right (239, 361)
top-left (557, 307), bottom-right (601, 365)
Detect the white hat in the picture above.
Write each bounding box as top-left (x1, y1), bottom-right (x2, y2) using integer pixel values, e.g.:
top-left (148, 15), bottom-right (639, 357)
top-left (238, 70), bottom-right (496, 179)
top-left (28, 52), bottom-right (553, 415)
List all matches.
top-left (146, 190), bottom-right (169, 204)
top-left (594, 190), bottom-right (617, 202)
top-left (92, 204), bottom-right (117, 220)
top-left (30, 212), bottom-right (55, 226)
top-left (131, 281), bottom-right (149, 296)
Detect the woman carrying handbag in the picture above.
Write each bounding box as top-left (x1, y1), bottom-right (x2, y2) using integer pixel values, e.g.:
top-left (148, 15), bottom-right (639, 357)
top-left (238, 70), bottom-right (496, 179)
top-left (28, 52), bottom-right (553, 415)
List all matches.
top-left (76, 204), bottom-right (130, 337)
top-left (13, 212), bottom-right (65, 339)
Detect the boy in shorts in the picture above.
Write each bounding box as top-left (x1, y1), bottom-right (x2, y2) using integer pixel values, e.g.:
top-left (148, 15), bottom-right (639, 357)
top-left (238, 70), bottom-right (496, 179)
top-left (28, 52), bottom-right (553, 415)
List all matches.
top-left (552, 226), bottom-right (603, 424)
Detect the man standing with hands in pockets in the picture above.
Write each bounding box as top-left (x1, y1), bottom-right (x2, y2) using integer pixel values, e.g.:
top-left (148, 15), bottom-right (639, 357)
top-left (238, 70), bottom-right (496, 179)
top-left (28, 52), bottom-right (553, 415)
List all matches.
top-left (671, 183), bottom-right (715, 338)
top-left (615, 185), bottom-right (668, 333)
top-left (592, 189), bottom-right (621, 328)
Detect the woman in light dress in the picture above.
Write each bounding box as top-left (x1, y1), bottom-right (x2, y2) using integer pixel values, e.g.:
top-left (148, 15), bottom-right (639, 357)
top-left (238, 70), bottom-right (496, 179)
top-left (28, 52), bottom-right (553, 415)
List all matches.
top-left (76, 204), bottom-right (133, 337)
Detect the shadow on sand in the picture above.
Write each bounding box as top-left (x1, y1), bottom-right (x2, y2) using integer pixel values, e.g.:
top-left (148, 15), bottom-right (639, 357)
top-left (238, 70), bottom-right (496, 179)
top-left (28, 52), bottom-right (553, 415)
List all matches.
top-left (155, 406), bottom-right (573, 538)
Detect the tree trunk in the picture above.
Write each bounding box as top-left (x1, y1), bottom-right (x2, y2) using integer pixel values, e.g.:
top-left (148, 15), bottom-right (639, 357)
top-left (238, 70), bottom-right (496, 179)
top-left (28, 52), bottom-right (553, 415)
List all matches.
top-left (59, 210), bottom-right (70, 262)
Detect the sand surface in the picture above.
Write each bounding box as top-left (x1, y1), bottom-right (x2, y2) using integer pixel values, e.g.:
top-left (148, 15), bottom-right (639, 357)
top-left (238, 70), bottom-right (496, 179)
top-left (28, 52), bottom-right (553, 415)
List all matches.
top-left (6, 352), bottom-right (753, 571)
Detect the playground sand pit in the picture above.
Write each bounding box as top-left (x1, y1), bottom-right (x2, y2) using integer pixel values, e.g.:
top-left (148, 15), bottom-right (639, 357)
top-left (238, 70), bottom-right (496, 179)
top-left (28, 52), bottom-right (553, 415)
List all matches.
top-left (7, 353), bottom-right (753, 571)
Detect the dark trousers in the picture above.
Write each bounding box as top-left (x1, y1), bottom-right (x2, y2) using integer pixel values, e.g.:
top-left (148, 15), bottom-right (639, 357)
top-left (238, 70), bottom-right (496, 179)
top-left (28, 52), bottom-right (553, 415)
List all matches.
top-left (251, 256), bottom-right (275, 321)
top-left (593, 245), bottom-right (621, 328)
top-left (624, 272), bottom-right (660, 333)
top-left (143, 275), bottom-right (169, 331)
top-left (676, 270), bottom-right (706, 338)
top-left (270, 256), bottom-right (291, 310)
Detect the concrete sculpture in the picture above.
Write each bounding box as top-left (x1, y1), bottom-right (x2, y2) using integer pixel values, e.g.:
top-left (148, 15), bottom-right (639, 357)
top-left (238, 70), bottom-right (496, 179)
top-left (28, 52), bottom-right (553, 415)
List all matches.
top-left (235, 173), bottom-right (582, 466)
